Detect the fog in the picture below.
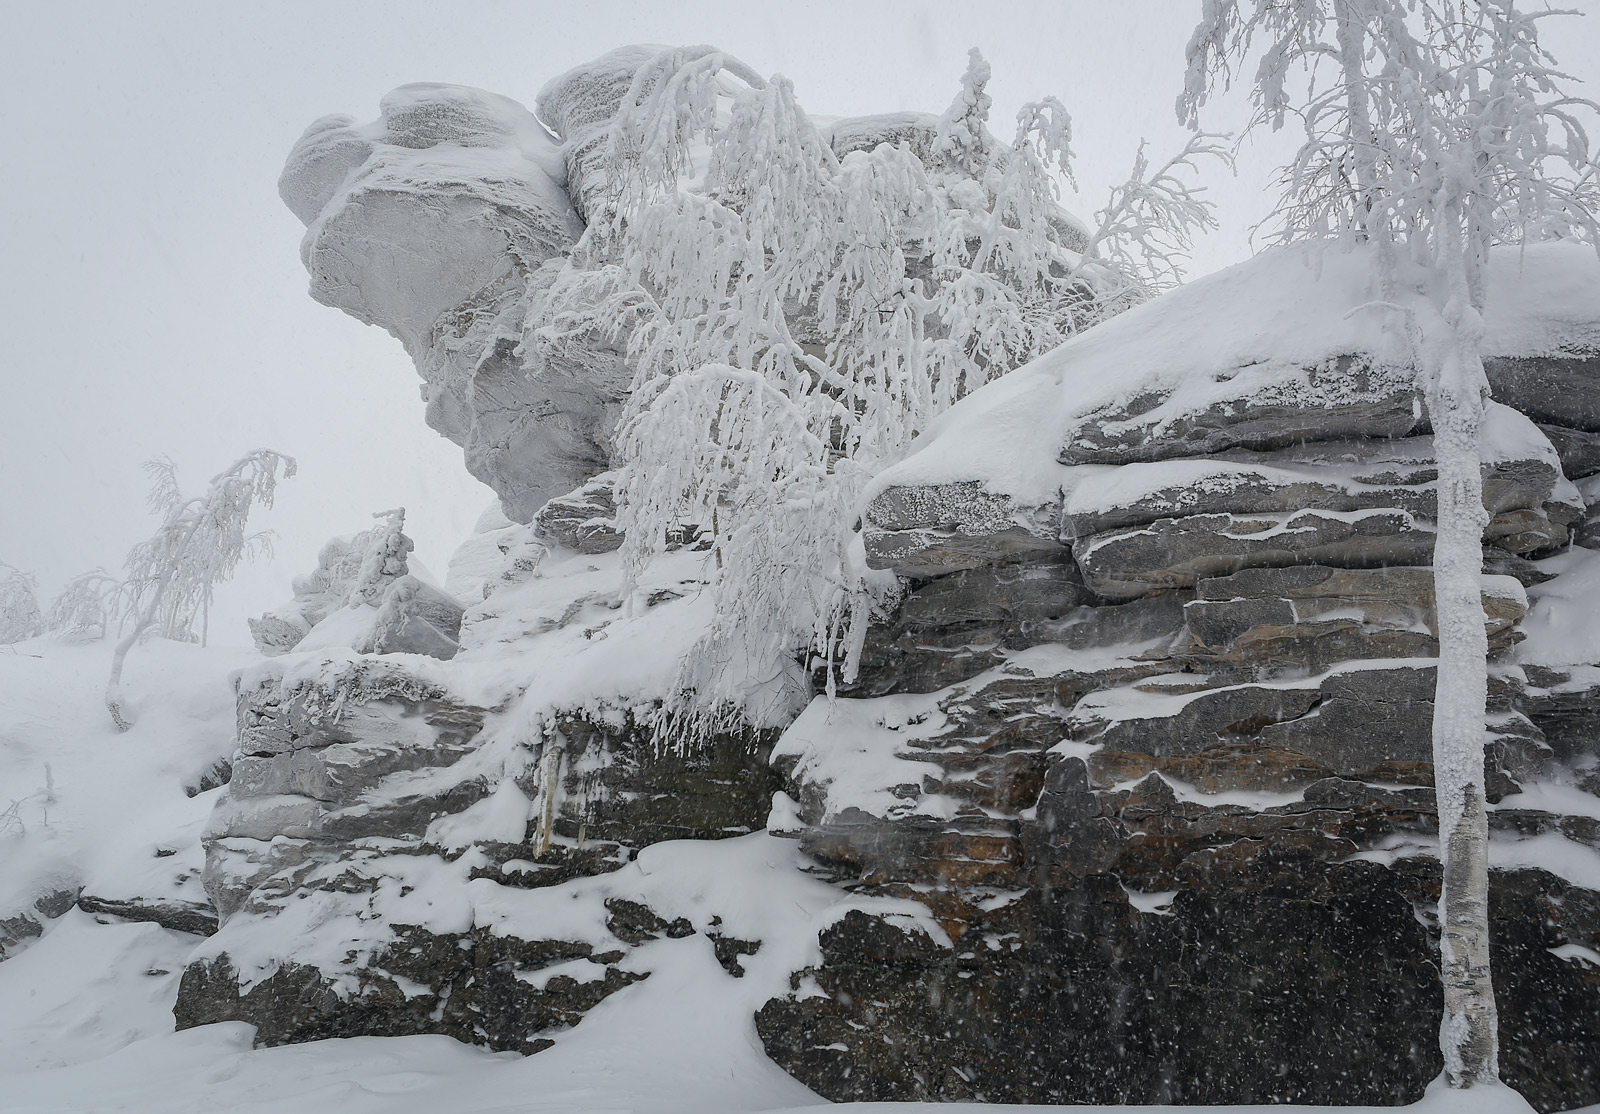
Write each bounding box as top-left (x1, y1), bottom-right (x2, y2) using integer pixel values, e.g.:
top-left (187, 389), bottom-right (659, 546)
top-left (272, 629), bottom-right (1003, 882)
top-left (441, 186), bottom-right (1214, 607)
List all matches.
top-left (3, 0), bottom-right (1597, 644)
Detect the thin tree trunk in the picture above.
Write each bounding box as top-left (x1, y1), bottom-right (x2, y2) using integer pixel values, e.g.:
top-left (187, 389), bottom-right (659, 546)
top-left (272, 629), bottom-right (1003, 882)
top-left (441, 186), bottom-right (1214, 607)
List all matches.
top-left (1429, 237), bottom-right (1500, 1087)
top-left (105, 617), bottom-right (146, 733)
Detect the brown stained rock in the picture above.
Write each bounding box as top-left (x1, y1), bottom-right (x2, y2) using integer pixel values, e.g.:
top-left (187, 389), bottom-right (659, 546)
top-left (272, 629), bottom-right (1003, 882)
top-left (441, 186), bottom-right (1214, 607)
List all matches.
top-left (1175, 832), bottom-right (1361, 884)
top-left (1065, 682), bottom-right (1324, 758)
top-left (802, 819), bottom-right (1023, 892)
top-left (921, 750), bottom-right (1046, 814)
top-left (1086, 747), bottom-right (1336, 794)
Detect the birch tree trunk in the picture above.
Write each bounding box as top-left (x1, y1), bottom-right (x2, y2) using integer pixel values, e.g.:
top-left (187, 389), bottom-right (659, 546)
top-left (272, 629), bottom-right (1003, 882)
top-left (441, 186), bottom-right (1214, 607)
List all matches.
top-left (105, 617), bottom-right (146, 733)
top-left (1428, 234), bottom-right (1499, 1086)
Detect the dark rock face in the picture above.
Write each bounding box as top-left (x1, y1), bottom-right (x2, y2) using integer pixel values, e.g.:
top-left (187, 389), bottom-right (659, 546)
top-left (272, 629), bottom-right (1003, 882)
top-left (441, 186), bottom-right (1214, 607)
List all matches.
top-left (757, 864), bottom-right (1599, 1112)
top-left (546, 711), bottom-right (784, 849)
top-left (76, 894), bottom-right (218, 937)
top-left (758, 864), bottom-right (1446, 1106)
top-left (176, 927), bottom-right (642, 1054)
top-left (1486, 354), bottom-right (1600, 431)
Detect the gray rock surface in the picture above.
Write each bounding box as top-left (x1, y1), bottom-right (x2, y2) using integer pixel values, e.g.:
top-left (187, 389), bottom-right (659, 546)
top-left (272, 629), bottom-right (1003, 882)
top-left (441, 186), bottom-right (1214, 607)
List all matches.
top-left (1486, 353), bottom-right (1600, 432)
top-left (861, 480), bottom-right (1063, 578)
top-left (765, 286), bottom-right (1600, 1108)
top-left (1058, 355), bottom-right (1423, 466)
top-left (251, 512), bottom-right (464, 659)
top-left (531, 472), bottom-right (624, 554)
top-left (282, 83), bottom-right (629, 522)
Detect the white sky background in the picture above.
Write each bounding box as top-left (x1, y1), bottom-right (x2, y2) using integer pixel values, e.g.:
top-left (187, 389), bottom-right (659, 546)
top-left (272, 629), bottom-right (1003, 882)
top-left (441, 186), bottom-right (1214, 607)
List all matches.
top-left (2, 0), bottom-right (1598, 646)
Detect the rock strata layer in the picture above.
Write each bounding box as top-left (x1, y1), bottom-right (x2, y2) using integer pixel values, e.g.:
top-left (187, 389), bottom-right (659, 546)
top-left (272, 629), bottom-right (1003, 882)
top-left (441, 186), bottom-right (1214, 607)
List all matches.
top-left (768, 275), bottom-right (1600, 1110)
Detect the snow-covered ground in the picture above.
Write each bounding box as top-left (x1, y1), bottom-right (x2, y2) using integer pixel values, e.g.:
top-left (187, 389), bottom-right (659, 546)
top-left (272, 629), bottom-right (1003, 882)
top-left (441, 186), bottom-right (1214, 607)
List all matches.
top-left (1, 635), bottom-right (1585, 1114)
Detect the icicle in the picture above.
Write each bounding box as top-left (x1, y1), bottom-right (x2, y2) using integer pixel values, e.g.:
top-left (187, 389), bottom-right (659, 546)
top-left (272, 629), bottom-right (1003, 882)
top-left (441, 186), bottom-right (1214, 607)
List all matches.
top-left (533, 729), bottom-right (565, 858)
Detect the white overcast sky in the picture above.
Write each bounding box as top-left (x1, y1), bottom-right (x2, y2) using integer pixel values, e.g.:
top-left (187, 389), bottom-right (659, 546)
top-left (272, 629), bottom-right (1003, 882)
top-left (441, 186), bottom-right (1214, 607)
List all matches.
top-left (3, 0), bottom-right (1598, 644)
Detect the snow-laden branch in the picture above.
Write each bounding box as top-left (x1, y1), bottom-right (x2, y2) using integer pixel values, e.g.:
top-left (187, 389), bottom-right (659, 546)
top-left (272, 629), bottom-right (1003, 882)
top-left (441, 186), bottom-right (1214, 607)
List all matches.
top-left (105, 449), bottom-right (296, 731)
top-left (545, 44), bottom-right (1223, 735)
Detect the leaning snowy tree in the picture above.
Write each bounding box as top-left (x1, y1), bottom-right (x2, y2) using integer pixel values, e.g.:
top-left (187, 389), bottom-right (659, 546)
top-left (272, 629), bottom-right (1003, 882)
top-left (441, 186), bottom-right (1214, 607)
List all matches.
top-left (1180, 0), bottom-right (1600, 1090)
top-left (544, 46), bottom-right (1223, 737)
top-left (105, 450), bottom-right (295, 731)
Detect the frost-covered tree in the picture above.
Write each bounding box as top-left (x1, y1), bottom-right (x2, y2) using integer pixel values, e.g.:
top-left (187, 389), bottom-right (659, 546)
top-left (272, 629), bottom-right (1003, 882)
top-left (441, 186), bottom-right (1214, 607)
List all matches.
top-left (546, 47), bottom-right (1221, 734)
top-left (106, 450), bottom-right (295, 731)
top-left (1180, 0), bottom-right (1600, 1090)
top-left (44, 568), bottom-right (122, 642)
top-left (0, 563), bottom-right (44, 645)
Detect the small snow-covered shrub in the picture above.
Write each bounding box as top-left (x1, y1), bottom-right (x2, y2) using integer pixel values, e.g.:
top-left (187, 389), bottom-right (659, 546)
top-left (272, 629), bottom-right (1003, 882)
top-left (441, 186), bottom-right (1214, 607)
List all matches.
top-left (44, 569), bottom-right (121, 643)
top-left (0, 563), bottom-right (44, 645)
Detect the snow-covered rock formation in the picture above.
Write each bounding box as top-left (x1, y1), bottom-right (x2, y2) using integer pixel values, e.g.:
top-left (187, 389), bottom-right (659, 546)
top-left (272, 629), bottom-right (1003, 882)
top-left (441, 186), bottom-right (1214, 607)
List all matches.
top-left (280, 48), bottom-right (1093, 527)
top-left (281, 83), bottom-right (619, 521)
top-left (148, 44), bottom-right (1600, 1114)
top-left (248, 509), bottom-right (464, 660)
top-left (757, 241), bottom-right (1600, 1110)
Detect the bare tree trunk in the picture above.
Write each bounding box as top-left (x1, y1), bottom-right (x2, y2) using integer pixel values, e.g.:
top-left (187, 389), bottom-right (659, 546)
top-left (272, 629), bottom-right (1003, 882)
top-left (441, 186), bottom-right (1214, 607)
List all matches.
top-left (1429, 237), bottom-right (1499, 1087)
top-left (105, 618), bottom-right (145, 733)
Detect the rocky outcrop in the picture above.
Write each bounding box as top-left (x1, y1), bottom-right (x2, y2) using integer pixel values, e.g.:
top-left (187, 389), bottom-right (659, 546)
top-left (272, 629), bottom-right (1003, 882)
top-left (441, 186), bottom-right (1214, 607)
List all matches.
top-left (75, 893), bottom-right (217, 936)
top-left (260, 63), bottom-right (1600, 1111)
top-left (0, 886), bottom-right (78, 962)
top-left (177, 514), bottom-right (785, 1050)
top-left (761, 243), bottom-right (1600, 1112)
top-left (281, 83), bottom-right (626, 521)
top-left (530, 472), bottom-right (623, 554)
top-left (249, 510), bottom-right (464, 659)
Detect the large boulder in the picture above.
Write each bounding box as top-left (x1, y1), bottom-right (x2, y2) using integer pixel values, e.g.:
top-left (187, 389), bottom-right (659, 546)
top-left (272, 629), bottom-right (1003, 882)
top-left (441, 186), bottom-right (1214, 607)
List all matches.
top-left (282, 83), bottom-right (628, 521)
